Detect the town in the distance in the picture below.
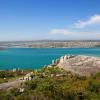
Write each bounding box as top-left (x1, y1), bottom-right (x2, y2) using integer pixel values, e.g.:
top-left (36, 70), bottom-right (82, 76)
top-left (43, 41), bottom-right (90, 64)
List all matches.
top-left (0, 40), bottom-right (100, 48)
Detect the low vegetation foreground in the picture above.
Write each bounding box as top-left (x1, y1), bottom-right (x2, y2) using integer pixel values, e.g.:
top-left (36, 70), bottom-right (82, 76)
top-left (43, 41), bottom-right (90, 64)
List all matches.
top-left (0, 66), bottom-right (100, 100)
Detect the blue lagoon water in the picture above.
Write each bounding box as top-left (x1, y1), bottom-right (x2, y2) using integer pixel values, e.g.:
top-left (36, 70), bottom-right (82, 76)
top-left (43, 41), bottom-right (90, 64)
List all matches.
top-left (0, 48), bottom-right (100, 70)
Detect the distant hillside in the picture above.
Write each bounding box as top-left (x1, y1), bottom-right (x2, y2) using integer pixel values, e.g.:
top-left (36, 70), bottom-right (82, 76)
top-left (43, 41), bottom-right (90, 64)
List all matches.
top-left (0, 40), bottom-right (100, 48)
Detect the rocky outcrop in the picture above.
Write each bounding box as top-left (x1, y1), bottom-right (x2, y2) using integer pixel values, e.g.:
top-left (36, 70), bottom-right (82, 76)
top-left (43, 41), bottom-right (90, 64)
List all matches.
top-left (52, 55), bottom-right (100, 76)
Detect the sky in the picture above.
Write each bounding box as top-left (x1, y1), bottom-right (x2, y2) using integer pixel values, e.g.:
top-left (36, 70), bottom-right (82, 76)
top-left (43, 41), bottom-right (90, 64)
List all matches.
top-left (0, 0), bottom-right (100, 41)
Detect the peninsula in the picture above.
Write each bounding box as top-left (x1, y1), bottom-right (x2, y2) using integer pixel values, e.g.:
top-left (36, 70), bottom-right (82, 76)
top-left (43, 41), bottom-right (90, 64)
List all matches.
top-left (0, 56), bottom-right (100, 99)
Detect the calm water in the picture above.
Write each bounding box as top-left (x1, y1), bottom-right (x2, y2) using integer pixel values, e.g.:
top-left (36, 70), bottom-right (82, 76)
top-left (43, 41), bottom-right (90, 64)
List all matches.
top-left (0, 48), bottom-right (100, 70)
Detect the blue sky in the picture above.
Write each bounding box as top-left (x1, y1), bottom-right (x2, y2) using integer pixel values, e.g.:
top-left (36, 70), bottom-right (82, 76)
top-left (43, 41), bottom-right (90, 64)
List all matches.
top-left (0, 0), bottom-right (100, 41)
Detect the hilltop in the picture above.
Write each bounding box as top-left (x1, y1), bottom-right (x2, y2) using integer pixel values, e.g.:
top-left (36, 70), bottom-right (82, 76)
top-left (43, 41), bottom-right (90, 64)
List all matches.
top-left (51, 55), bottom-right (100, 76)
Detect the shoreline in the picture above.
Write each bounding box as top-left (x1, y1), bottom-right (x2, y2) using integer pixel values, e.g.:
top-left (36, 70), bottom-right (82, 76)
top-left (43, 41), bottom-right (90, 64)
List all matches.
top-left (0, 54), bottom-right (100, 71)
top-left (0, 54), bottom-right (100, 70)
top-left (1, 46), bottom-right (100, 48)
top-left (0, 55), bottom-right (100, 90)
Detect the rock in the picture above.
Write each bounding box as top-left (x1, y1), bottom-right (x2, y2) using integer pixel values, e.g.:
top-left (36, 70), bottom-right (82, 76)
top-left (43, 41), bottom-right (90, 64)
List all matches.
top-left (56, 55), bottom-right (100, 76)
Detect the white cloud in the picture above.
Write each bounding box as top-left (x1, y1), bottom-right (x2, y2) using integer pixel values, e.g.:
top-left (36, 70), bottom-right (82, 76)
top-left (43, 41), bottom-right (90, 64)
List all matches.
top-left (49, 28), bottom-right (100, 36)
top-left (48, 15), bottom-right (100, 39)
top-left (49, 29), bottom-right (73, 35)
top-left (75, 15), bottom-right (100, 28)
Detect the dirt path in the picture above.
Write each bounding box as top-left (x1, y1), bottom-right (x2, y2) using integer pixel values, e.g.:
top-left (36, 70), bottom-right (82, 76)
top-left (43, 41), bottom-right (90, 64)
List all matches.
top-left (0, 72), bottom-right (32, 90)
top-left (0, 79), bottom-right (23, 90)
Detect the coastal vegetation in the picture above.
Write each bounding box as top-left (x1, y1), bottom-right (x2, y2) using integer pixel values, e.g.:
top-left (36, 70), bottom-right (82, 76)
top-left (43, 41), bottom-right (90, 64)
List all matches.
top-left (0, 67), bottom-right (100, 100)
top-left (0, 70), bottom-right (30, 84)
